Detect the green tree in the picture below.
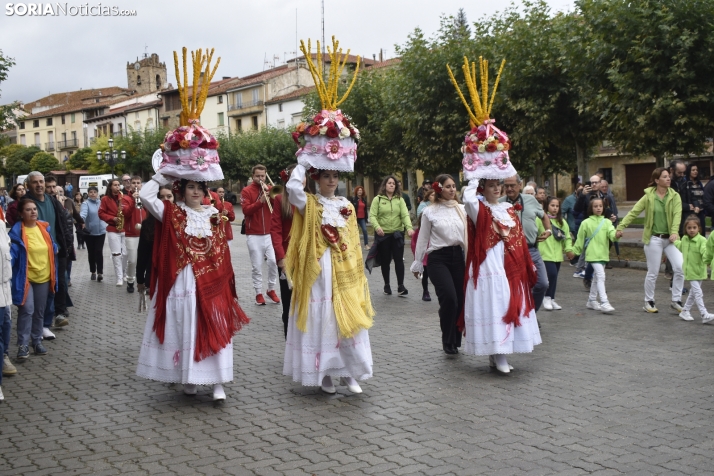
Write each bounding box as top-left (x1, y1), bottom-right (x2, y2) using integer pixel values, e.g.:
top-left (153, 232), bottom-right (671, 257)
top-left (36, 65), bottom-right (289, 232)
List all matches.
top-left (577, 0), bottom-right (714, 166)
top-left (115, 127), bottom-right (170, 178)
top-left (5, 155), bottom-right (30, 177)
top-left (217, 126), bottom-right (298, 183)
top-left (7, 144), bottom-right (41, 164)
top-left (0, 49), bottom-right (18, 131)
top-left (66, 147), bottom-right (94, 170)
top-left (29, 151), bottom-right (60, 174)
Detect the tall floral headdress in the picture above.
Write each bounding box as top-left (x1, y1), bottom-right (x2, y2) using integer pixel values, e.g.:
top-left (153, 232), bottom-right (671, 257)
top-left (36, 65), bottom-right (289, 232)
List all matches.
top-left (446, 56), bottom-right (516, 182)
top-left (153, 48), bottom-right (224, 182)
top-left (292, 36), bottom-right (361, 173)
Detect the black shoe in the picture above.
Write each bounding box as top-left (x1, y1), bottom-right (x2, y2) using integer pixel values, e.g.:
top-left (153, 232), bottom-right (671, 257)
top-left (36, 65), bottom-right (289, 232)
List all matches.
top-left (398, 285), bottom-right (408, 297)
top-left (33, 343), bottom-right (47, 356)
top-left (127, 282), bottom-right (135, 293)
top-left (97, 274), bottom-right (103, 282)
top-left (91, 273), bottom-right (96, 281)
top-left (422, 291), bottom-right (431, 302)
top-left (583, 279), bottom-right (592, 289)
top-left (443, 344), bottom-right (457, 355)
top-left (384, 284), bottom-right (392, 295)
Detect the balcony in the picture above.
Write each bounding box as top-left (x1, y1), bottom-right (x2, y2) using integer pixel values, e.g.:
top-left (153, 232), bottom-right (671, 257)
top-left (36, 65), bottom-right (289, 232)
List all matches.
top-left (113, 130), bottom-right (124, 138)
top-left (58, 139), bottom-right (79, 150)
top-left (45, 142), bottom-right (56, 151)
top-left (228, 100), bottom-right (264, 114)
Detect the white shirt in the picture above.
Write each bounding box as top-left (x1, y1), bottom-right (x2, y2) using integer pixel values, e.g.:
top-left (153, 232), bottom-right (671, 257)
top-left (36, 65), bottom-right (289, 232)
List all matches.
top-left (410, 202), bottom-right (466, 274)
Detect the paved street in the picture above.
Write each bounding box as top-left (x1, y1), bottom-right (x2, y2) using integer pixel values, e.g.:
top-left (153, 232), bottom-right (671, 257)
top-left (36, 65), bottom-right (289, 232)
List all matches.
top-left (2, 228), bottom-right (714, 476)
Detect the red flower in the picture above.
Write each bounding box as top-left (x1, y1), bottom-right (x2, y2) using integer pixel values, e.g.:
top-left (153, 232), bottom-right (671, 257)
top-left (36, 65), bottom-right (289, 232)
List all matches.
top-left (340, 207), bottom-right (353, 217)
top-left (308, 125), bottom-right (320, 136)
top-left (466, 142), bottom-right (479, 153)
top-left (170, 142), bottom-right (181, 151)
top-left (291, 131), bottom-right (301, 145)
top-left (477, 130), bottom-right (487, 141)
top-left (514, 203), bottom-right (523, 211)
top-left (432, 181), bottom-right (442, 194)
top-left (342, 117), bottom-right (351, 127)
top-left (313, 114), bottom-right (324, 124)
top-left (349, 128), bottom-right (357, 137)
top-left (280, 169), bottom-right (289, 183)
top-left (485, 142), bottom-right (498, 152)
top-left (325, 126), bottom-right (339, 138)
top-left (308, 167), bottom-right (321, 180)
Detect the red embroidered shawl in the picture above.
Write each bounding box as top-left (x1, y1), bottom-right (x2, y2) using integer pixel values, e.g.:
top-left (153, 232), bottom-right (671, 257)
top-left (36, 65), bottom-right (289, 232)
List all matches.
top-left (150, 202), bottom-right (249, 361)
top-left (458, 200), bottom-right (536, 331)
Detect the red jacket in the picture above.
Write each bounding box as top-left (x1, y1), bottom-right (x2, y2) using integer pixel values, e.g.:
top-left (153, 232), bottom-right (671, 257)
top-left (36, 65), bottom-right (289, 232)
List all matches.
top-left (270, 195), bottom-right (293, 261)
top-left (222, 201), bottom-right (235, 240)
top-left (124, 200), bottom-right (147, 238)
top-left (240, 181), bottom-right (272, 235)
top-left (98, 192), bottom-right (135, 233)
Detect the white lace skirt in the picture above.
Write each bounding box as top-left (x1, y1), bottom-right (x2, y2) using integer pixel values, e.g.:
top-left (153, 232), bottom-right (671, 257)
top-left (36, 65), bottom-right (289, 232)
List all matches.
top-left (284, 248), bottom-right (373, 386)
top-left (136, 264), bottom-right (234, 385)
top-left (463, 241), bottom-right (542, 356)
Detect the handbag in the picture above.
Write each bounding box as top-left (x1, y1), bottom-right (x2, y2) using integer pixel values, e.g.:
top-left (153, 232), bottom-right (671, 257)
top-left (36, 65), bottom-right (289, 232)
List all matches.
top-left (240, 219), bottom-right (246, 235)
top-left (551, 224), bottom-right (566, 242)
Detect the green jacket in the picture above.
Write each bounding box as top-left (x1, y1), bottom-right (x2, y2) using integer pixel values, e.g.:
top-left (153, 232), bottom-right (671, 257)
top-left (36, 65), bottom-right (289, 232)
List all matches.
top-left (536, 217), bottom-right (573, 262)
top-left (573, 215), bottom-right (618, 262)
top-left (369, 194), bottom-right (413, 234)
top-left (703, 233), bottom-right (714, 279)
top-left (675, 234), bottom-right (708, 281)
top-left (617, 187), bottom-right (682, 244)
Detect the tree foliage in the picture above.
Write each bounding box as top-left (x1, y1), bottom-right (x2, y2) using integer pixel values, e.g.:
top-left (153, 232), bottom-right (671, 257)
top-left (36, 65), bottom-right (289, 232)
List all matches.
top-left (577, 0), bottom-right (714, 165)
top-left (29, 151), bottom-right (60, 174)
top-left (217, 126), bottom-right (297, 183)
top-left (66, 147), bottom-right (94, 170)
top-left (0, 49), bottom-right (18, 132)
top-left (115, 127), bottom-right (170, 177)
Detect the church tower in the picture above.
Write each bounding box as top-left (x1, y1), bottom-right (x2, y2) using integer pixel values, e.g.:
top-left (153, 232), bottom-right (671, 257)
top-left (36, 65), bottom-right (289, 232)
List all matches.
top-left (127, 53), bottom-right (167, 94)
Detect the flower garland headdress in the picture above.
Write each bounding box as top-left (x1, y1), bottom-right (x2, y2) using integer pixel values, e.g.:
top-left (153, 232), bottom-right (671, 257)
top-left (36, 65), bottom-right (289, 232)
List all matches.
top-left (293, 37), bottom-right (360, 173)
top-left (446, 56), bottom-right (517, 182)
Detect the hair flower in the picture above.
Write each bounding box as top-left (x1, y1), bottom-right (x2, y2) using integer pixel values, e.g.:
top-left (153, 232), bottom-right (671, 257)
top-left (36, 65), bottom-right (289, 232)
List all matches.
top-left (280, 169), bottom-right (290, 183)
top-left (308, 167), bottom-right (321, 181)
top-left (432, 181), bottom-right (442, 194)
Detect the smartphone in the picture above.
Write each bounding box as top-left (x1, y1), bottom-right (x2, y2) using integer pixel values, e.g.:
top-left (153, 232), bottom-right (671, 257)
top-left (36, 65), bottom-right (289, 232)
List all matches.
top-left (584, 181), bottom-right (591, 187)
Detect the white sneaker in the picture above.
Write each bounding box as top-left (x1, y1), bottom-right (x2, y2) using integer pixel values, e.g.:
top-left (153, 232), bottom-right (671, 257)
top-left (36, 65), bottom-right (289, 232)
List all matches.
top-left (42, 327), bottom-right (55, 340)
top-left (586, 300), bottom-right (601, 311)
top-left (116, 279), bottom-right (123, 286)
top-left (551, 300), bottom-right (562, 310)
top-left (212, 384), bottom-right (226, 401)
top-left (679, 311), bottom-right (694, 321)
top-left (543, 297), bottom-right (553, 311)
top-left (573, 271), bottom-right (585, 278)
top-left (671, 301), bottom-right (684, 312)
top-left (703, 314), bottom-right (714, 324)
top-left (2, 355), bottom-right (17, 376)
top-left (600, 302), bottom-right (615, 314)
top-left (643, 301), bottom-right (658, 313)
top-left (0, 385), bottom-right (4, 401)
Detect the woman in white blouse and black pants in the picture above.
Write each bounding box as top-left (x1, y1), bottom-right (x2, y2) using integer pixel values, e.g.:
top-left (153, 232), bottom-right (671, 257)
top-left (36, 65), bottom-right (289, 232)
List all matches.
top-left (411, 174), bottom-right (468, 355)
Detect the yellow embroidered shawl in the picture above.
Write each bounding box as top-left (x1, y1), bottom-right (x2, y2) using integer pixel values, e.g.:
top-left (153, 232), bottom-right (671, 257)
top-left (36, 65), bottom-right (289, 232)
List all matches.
top-left (286, 194), bottom-right (374, 338)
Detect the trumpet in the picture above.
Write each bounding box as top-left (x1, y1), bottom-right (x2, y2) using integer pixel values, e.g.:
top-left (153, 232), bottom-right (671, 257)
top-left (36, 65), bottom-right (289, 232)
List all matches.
top-left (116, 191), bottom-right (125, 231)
top-left (135, 188), bottom-right (143, 230)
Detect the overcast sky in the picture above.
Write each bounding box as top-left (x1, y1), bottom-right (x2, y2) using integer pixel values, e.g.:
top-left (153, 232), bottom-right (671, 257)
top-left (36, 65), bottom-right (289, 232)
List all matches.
top-left (0, 0), bottom-right (574, 105)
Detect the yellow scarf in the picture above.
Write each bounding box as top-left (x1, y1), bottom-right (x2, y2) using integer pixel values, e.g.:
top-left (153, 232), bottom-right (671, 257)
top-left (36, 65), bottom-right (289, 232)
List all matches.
top-left (286, 194), bottom-right (374, 338)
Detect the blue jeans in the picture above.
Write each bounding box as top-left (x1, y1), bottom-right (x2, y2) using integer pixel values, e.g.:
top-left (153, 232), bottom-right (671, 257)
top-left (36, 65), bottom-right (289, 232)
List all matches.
top-left (357, 218), bottom-right (369, 246)
top-left (544, 261), bottom-right (561, 299)
top-left (528, 247), bottom-right (549, 312)
top-left (0, 306), bottom-right (9, 385)
top-left (18, 282), bottom-right (50, 347)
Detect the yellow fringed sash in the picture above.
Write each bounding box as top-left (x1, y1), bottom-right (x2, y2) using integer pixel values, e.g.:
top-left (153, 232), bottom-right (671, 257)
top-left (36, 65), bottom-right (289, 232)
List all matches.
top-left (286, 194), bottom-right (374, 338)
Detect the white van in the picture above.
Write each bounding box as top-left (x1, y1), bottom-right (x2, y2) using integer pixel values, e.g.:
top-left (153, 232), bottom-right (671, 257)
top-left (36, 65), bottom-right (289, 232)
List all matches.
top-left (79, 174), bottom-right (115, 197)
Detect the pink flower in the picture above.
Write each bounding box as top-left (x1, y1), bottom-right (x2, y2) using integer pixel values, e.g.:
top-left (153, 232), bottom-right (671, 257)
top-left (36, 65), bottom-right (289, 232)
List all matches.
top-left (189, 150), bottom-right (210, 171)
top-left (189, 140), bottom-right (201, 148)
top-left (462, 153), bottom-right (482, 171)
top-left (325, 140), bottom-right (345, 160)
top-left (496, 152), bottom-right (510, 169)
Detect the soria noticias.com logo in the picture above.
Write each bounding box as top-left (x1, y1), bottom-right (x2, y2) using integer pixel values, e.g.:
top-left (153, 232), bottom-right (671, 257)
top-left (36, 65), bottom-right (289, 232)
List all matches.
top-left (5, 3), bottom-right (137, 16)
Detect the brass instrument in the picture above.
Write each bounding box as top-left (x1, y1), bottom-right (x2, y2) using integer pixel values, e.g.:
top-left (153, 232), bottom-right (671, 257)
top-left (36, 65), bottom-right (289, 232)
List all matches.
top-left (116, 191), bottom-right (125, 231)
top-left (135, 187), bottom-right (143, 230)
top-left (260, 180), bottom-right (273, 213)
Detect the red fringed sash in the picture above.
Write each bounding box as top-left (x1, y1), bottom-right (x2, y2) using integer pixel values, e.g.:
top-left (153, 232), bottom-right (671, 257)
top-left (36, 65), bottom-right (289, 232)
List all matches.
top-left (458, 201), bottom-right (536, 331)
top-left (150, 202), bottom-right (249, 361)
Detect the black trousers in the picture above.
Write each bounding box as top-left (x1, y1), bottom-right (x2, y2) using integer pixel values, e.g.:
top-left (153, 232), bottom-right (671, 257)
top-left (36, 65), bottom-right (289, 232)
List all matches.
top-left (279, 272), bottom-right (292, 339)
top-left (377, 233), bottom-right (405, 287)
top-left (84, 234), bottom-right (105, 274)
top-left (422, 267), bottom-right (430, 292)
top-left (427, 246), bottom-right (464, 348)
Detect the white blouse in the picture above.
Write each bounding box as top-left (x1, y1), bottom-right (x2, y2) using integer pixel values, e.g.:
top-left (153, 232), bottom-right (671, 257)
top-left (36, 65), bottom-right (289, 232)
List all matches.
top-left (410, 202), bottom-right (466, 274)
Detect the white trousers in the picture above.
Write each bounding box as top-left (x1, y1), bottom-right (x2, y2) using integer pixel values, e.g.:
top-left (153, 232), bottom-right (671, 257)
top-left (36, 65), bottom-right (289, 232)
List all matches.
top-left (643, 236), bottom-right (683, 302)
top-left (107, 232), bottom-right (126, 281)
top-left (684, 280), bottom-right (708, 317)
top-left (124, 236), bottom-right (139, 284)
top-left (588, 263), bottom-right (609, 304)
top-left (246, 234), bottom-right (277, 293)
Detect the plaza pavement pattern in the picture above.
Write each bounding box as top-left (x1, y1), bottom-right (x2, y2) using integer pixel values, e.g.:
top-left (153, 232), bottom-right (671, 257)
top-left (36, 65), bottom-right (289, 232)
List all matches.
top-left (1, 230), bottom-right (714, 475)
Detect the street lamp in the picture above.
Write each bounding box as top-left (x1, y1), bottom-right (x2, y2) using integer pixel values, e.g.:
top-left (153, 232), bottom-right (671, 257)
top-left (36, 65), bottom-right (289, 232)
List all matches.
top-left (96, 137), bottom-right (126, 179)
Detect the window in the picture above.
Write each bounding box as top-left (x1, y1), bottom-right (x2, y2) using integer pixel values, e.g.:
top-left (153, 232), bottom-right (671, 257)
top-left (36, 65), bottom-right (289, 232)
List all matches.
top-left (217, 95), bottom-right (223, 104)
top-left (252, 116), bottom-right (258, 130)
top-left (33, 120), bottom-right (39, 128)
top-left (277, 119), bottom-right (285, 129)
top-left (278, 103), bottom-right (283, 112)
top-left (135, 112), bottom-right (139, 119)
top-left (599, 168), bottom-right (613, 185)
top-left (34, 133), bottom-right (40, 146)
top-left (61, 115), bottom-right (65, 125)
top-left (217, 112), bottom-right (224, 126)
top-left (155, 74), bottom-right (161, 90)
top-left (252, 89), bottom-right (259, 103)
top-left (146, 118), bottom-right (154, 131)
top-left (162, 118), bottom-right (169, 128)
top-left (135, 120), bottom-right (141, 130)
top-left (20, 134), bottom-right (26, 145)
top-left (71, 113), bottom-right (75, 123)
top-left (235, 93), bottom-right (242, 108)
top-left (71, 131), bottom-right (76, 142)
top-left (46, 118), bottom-right (53, 126)
top-left (236, 118), bottom-right (242, 132)
top-left (137, 75), bottom-right (142, 85)
top-left (19, 121), bottom-right (25, 129)
top-left (62, 132), bottom-right (67, 142)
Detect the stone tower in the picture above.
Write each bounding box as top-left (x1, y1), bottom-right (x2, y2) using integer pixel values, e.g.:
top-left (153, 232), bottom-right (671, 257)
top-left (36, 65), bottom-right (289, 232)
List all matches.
top-left (127, 53), bottom-right (167, 94)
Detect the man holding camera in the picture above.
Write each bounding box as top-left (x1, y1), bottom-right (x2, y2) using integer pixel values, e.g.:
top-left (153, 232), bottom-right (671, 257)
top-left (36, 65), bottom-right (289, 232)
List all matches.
top-left (573, 175), bottom-right (617, 287)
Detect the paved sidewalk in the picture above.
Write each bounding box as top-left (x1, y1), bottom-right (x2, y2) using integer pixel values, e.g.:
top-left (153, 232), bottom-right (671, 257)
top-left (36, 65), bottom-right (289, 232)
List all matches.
top-left (2, 234), bottom-right (714, 475)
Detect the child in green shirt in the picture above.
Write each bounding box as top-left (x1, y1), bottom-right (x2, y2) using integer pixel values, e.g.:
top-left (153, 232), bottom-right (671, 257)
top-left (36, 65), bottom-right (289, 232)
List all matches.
top-left (573, 198), bottom-right (619, 314)
top-left (537, 197), bottom-right (574, 311)
top-left (676, 215), bottom-right (714, 323)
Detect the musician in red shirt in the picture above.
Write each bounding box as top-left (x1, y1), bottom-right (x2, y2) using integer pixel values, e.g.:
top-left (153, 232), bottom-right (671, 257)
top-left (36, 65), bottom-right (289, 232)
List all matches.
top-left (123, 176), bottom-right (146, 294)
top-left (216, 187), bottom-right (235, 243)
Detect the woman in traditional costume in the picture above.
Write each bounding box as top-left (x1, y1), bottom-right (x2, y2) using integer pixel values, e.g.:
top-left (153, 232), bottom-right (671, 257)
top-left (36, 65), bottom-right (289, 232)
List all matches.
top-left (284, 38), bottom-right (374, 395)
top-left (136, 48), bottom-right (249, 401)
top-left (447, 57), bottom-right (542, 374)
